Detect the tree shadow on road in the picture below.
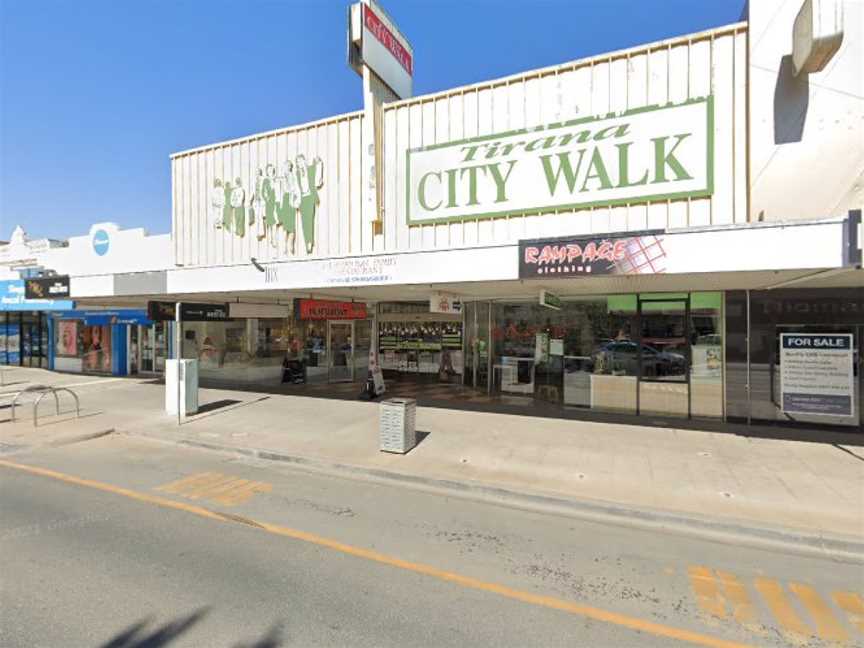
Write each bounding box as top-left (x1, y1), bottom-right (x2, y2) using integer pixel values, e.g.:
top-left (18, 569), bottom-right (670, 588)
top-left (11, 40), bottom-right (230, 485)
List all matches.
top-left (99, 608), bottom-right (208, 648)
top-left (97, 609), bottom-right (285, 648)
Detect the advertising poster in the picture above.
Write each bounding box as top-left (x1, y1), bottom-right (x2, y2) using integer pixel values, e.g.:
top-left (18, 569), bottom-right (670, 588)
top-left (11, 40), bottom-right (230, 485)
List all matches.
top-left (780, 333), bottom-right (854, 417)
top-left (57, 320), bottom-right (79, 356)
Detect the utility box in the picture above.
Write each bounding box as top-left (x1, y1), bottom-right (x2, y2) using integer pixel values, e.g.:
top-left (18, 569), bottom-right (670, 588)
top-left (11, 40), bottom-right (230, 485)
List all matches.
top-left (379, 398), bottom-right (417, 453)
top-left (165, 359), bottom-right (199, 416)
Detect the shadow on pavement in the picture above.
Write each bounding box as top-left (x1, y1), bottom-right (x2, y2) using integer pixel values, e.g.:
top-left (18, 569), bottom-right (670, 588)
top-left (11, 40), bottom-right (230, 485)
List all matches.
top-left (233, 622), bottom-right (284, 648)
top-left (99, 608), bottom-right (209, 648)
top-left (195, 399), bottom-right (242, 414)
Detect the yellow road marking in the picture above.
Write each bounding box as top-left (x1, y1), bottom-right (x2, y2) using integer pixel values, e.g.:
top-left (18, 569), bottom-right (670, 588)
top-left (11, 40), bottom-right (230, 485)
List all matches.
top-left (833, 591), bottom-right (864, 633)
top-left (0, 458), bottom-right (755, 648)
top-left (753, 578), bottom-right (811, 640)
top-left (213, 481), bottom-right (271, 506)
top-left (716, 571), bottom-right (756, 627)
top-left (153, 472), bottom-right (270, 506)
top-left (155, 472), bottom-right (218, 494)
top-left (789, 582), bottom-right (848, 642)
top-left (689, 566), bottom-right (726, 619)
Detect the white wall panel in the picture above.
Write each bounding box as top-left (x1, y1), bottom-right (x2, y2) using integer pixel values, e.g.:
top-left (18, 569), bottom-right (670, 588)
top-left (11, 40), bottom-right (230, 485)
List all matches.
top-left (172, 112), bottom-right (364, 268)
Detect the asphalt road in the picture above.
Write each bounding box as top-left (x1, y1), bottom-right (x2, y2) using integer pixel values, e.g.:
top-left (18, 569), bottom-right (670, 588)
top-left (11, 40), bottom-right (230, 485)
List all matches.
top-left (0, 435), bottom-right (861, 648)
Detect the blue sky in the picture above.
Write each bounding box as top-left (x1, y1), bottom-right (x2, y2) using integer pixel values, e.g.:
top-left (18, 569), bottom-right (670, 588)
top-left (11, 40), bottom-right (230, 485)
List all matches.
top-left (0, 0), bottom-right (744, 241)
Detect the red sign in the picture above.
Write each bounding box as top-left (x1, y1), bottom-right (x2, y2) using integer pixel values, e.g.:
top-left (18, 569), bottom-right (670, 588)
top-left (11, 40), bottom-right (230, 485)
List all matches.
top-left (297, 299), bottom-right (368, 320)
top-left (364, 4), bottom-right (413, 75)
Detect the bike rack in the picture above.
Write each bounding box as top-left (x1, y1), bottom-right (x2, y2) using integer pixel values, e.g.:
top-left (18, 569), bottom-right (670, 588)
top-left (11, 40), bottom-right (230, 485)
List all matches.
top-left (9, 385), bottom-right (81, 427)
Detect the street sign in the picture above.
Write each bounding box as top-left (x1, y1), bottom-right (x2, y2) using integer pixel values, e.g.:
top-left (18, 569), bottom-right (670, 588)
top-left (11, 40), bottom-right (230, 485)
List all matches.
top-left (539, 290), bottom-right (562, 311)
top-left (147, 301), bottom-right (229, 322)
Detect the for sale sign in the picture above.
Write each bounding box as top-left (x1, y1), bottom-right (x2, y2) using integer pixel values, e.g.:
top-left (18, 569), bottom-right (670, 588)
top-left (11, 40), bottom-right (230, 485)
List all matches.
top-left (780, 333), bottom-right (855, 417)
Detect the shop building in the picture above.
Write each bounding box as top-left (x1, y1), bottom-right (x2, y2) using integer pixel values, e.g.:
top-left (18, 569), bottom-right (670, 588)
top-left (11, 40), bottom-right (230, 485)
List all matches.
top-left (67, 0), bottom-right (861, 431)
top-left (1, 223), bottom-right (173, 376)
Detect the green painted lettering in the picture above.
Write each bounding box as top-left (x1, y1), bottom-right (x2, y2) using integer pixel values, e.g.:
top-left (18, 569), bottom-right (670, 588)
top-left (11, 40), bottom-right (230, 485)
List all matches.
top-left (652, 133), bottom-right (693, 183)
top-left (459, 165), bottom-right (488, 206)
top-left (487, 160), bottom-right (518, 203)
top-left (418, 171), bottom-right (442, 211)
top-left (540, 150), bottom-right (586, 195)
top-left (446, 168), bottom-right (459, 208)
top-left (615, 141), bottom-right (649, 188)
top-left (558, 130), bottom-right (592, 147)
top-left (525, 136), bottom-right (556, 152)
top-left (581, 148), bottom-right (613, 191)
top-left (461, 145), bottom-right (482, 162)
top-left (594, 123), bottom-right (630, 141)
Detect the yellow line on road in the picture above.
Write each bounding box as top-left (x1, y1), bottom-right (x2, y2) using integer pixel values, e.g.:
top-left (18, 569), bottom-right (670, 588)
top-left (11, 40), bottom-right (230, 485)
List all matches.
top-left (833, 591), bottom-right (864, 633)
top-left (753, 577), bottom-right (811, 640)
top-left (0, 458), bottom-right (755, 648)
top-left (155, 472), bottom-right (218, 494)
top-left (688, 566), bottom-right (726, 619)
top-left (789, 582), bottom-right (849, 642)
top-left (716, 571), bottom-right (756, 627)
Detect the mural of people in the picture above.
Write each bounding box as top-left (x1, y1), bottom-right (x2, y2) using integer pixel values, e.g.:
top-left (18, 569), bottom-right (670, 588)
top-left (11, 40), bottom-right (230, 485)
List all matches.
top-left (210, 179), bottom-right (225, 230)
top-left (230, 178), bottom-right (246, 237)
top-left (212, 154), bottom-right (323, 255)
top-left (277, 161), bottom-right (300, 254)
top-left (296, 155), bottom-right (324, 254)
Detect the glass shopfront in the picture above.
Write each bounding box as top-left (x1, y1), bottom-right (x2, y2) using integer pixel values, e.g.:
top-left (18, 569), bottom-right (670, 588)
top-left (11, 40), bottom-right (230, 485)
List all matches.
top-left (726, 288), bottom-right (862, 430)
top-left (180, 308), bottom-right (375, 386)
top-left (467, 291), bottom-right (724, 419)
top-left (1, 311), bottom-right (49, 368)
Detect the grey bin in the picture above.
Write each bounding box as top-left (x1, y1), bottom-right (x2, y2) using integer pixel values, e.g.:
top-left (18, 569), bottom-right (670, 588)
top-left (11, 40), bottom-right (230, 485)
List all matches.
top-left (379, 398), bottom-right (417, 453)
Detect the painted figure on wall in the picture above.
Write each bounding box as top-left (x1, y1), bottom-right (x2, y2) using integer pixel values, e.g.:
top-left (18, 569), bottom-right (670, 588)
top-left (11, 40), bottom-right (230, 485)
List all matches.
top-left (277, 161), bottom-right (300, 255)
top-left (211, 153), bottom-right (324, 255)
top-left (230, 178), bottom-right (246, 237)
top-left (296, 155), bottom-right (324, 254)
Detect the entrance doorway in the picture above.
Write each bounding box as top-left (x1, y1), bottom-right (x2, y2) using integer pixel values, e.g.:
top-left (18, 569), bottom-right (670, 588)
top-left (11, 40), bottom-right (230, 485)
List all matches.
top-left (637, 295), bottom-right (690, 417)
top-left (328, 321), bottom-right (354, 382)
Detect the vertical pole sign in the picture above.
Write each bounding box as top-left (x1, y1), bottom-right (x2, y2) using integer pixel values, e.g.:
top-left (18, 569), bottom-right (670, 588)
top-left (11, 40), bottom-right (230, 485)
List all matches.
top-left (780, 333), bottom-right (855, 417)
top-left (348, 1), bottom-right (413, 235)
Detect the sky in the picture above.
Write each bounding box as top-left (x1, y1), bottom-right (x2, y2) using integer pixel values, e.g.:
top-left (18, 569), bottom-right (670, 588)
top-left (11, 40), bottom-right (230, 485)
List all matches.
top-left (0, 0), bottom-right (745, 242)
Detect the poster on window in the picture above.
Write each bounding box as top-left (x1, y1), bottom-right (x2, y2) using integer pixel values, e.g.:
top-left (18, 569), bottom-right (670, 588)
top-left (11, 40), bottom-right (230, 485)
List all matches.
top-left (57, 320), bottom-right (78, 356)
top-left (780, 333), bottom-right (854, 417)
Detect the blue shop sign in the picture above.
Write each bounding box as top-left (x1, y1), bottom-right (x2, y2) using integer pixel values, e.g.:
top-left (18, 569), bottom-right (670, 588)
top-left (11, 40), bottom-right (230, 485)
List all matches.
top-left (92, 229), bottom-right (110, 256)
top-left (55, 309), bottom-right (152, 326)
top-left (0, 279), bottom-right (74, 312)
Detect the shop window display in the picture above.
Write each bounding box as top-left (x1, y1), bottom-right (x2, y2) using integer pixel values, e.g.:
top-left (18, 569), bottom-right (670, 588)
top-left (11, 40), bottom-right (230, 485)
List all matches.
top-left (378, 320), bottom-right (463, 381)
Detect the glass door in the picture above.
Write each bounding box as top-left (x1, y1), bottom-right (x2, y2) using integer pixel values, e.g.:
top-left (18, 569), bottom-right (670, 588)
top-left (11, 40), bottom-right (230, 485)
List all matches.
top-left (354, 319), bottom-right (372, 381)
top-left (638, 296), bottom-right (690, 417)
top-left (328, 321), bottom-right (354, 383)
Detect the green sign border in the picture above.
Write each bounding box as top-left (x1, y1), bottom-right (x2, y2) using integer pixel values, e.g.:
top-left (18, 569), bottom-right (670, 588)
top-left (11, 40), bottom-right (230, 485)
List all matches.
top-left (405, 96), bottom-right (714, 226)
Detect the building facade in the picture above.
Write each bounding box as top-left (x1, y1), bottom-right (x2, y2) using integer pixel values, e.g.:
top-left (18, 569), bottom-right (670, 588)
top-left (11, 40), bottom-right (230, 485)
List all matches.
top-left (63, 1), bottom-right (862, 431)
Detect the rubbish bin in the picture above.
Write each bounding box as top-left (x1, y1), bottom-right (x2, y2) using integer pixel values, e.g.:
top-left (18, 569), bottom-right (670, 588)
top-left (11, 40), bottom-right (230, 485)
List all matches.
top-left (379, 398), bottom-right (417, 453)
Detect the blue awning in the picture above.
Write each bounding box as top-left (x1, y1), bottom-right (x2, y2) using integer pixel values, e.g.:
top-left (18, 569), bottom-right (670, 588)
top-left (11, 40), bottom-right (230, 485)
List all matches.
top-left (54, 309), bottom-right (152, 326)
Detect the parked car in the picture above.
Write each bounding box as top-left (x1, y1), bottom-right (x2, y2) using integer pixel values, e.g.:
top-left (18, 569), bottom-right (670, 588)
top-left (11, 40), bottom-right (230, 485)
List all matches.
top-left (592, 341), bottom-right (685, 378)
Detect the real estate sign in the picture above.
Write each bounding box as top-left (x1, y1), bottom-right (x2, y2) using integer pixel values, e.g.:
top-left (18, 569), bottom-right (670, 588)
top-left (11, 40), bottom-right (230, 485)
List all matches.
top-left (780, 333), bottom-right (855, 417)
top-left (406, 97), bottom-right (712, 225)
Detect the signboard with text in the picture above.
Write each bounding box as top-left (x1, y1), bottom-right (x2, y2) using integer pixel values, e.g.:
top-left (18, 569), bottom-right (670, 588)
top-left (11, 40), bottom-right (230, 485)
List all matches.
top-left (780, 333), bottom-right (855, 417)
top-left (297, 299), bottom-right (368, 321)
top-left (147, 301), bottom-right (229, 322)
top-left (519, 231), bottom-right (668, 278)
top-left (24, 275), bottom-right (71, 299)
top-left (360, 2), bottom-right (413, 99)
top-left (407, 97), bottom-right (712, 225)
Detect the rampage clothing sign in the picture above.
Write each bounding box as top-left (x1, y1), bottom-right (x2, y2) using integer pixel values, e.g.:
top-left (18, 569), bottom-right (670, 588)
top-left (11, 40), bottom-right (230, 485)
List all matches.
top-left (519, 232), bottom-right (667, 278)
top-left (406, 98), bottom-right (712, 225)
top-left (780, 333), bottom-right (855, 417)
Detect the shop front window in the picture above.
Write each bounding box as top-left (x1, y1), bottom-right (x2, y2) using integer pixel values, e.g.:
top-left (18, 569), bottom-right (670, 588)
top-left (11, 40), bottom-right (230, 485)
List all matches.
top-left (81, 325), bottom-right (112, 373)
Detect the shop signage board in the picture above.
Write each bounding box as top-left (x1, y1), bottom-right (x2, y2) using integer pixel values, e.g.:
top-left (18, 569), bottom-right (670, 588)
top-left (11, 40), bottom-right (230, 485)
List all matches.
top-left (147, 301), bottom-right (229, 322)
top-left (0, 279), bottom-right (73, 312)
top-left (520, 231), bottom-right (666, 278)
top-left (429, 291), bottom-right (462, 314)
top-left (539, 290), bottom-right (562, 310)
top-left (406, 97), bottom-right (712, 225)
top-left (351, 2), bottom-right (413, 99)
top-left (780, 333), bottom-right (855, 417)
top-left (297, 299), bottom-right (368, 320)
top-left (24, 275), bottom-right (71, 299)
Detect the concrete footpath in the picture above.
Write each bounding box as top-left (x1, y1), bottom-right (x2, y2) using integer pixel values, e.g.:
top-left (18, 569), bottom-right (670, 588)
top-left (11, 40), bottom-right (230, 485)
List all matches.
top-left (2, 367), bottom-right (863, 556)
